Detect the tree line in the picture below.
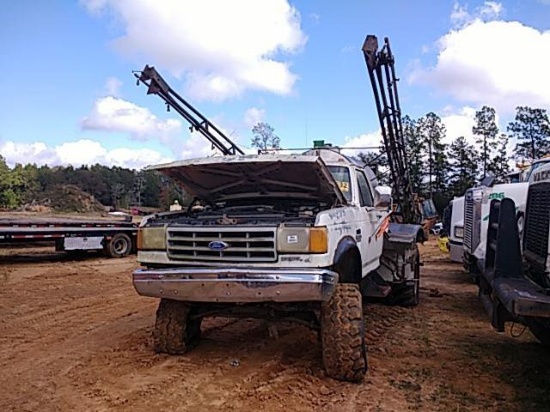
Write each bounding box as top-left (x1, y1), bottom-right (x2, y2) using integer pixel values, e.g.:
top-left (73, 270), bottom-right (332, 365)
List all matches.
top-left (362, 105), bottom-right (550, 212)
top-left (0, 160), bottom-right (186, 211)
top-left (1, 107), bottom-right (549, 212)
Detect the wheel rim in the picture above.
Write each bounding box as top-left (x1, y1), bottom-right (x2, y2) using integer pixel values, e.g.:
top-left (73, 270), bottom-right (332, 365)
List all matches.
top-left (114, 238), bottom-right (128, 254)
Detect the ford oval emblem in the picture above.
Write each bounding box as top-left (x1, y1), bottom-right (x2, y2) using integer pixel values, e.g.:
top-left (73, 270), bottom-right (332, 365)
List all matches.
top-left (208, 241), bottom-right (229, 251)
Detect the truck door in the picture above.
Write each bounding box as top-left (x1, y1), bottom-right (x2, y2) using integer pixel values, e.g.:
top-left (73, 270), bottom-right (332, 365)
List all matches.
top-left (356, 169), bottom-right (384, 273)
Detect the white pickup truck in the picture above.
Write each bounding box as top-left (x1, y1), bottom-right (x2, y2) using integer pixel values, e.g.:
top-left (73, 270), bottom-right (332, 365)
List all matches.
top-left (133, 147), bottom-right (422, 382)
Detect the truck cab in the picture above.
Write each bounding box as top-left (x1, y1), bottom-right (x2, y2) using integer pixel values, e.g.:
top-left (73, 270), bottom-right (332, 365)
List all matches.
top-left (463, 183), bottom-right (529, 274)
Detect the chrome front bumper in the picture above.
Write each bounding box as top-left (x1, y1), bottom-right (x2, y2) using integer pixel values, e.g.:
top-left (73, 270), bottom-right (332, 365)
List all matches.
top-left (132, 267), bottom-right (338, 303)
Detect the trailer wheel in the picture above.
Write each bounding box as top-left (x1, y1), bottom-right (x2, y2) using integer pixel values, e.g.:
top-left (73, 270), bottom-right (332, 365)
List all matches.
top-left (320, 283), bottom-right (367, 382)
top-left (527, 318), bottom-right (550, 345)
top-left (105, 233), bottom-right (132, 258)
top-left (387, 248), bottom-right (420, 307)
top-left (153, 299), bottom-right (202, 354)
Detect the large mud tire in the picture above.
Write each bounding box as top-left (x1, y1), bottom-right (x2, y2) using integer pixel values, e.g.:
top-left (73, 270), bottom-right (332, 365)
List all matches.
top-left (105, 233), bottom-right (132, 258)
top-left (527, 318), bottom-right (550, 345)
top-left (153, 299), bottom-right (202, 355)
top-left (320, 283), bottom-right (367, 382)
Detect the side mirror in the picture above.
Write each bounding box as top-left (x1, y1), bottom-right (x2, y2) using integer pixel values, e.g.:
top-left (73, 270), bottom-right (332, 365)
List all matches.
top-left (374, 185), bottom-right (392, 210)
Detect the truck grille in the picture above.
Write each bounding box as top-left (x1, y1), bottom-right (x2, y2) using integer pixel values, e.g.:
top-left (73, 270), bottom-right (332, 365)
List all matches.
top-left (524, 182), bottom-right (550, 271)
top-left (464, 190), bottom-right (474, 251)
top-left (167, 227), bottom-right (277, 262)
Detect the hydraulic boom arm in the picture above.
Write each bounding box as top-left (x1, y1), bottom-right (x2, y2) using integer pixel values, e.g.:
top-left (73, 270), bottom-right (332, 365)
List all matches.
top-left (362, 35), bottom-right (419, 224)
top-left (135, 65), bottom-right (244, 156)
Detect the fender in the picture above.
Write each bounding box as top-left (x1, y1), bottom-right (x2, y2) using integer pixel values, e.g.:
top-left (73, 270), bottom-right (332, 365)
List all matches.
top-left (333, 236), bottom-right (358, 265)
top-left (332, 236), bottom-right (362, 283)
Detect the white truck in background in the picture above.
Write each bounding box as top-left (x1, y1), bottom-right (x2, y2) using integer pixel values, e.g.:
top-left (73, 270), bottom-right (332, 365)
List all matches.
top-left (463, 182), bottom-right (529, 274)
top-left (463, 158), bottom-right (550, 275)
top-left (478, 161), bottom-right (550, 344)
top-left (440, 196), bottom-right (464, 263)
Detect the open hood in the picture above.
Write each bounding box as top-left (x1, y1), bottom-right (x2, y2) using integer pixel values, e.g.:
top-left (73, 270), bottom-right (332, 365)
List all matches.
top-left (147, 154), bottom-right (347, 205)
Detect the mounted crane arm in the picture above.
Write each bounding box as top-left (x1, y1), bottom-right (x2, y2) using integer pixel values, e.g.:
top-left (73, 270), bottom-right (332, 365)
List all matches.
top-left (135, 65), bottom-right (244, 156)
top-left (362, 35), bottom-right (420, 225)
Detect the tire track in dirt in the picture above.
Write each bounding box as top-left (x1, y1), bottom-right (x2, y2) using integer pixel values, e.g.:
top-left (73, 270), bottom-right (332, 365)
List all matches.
top-left (2, 241), bottom-right (550, 411)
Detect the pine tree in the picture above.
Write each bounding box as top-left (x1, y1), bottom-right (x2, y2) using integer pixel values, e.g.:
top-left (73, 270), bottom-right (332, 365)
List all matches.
top-left (403, 115), bottom-right (425, 194)
top-left (416, 112), bottom-right (447, 197)
top-left (507, 106), bottom-right (550, 161)
top-left (489, 133), bottom-right (511, 182)
top-left (447, 136), bottom-right (478, 197)
top-left (472, 106), bottom-right (499, 178)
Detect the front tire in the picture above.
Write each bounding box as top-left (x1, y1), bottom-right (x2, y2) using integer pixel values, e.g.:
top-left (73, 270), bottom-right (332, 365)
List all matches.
top-left (320, 284), bottom-right (367, 382)
top-left (153, 299), bottom-right (202, 354)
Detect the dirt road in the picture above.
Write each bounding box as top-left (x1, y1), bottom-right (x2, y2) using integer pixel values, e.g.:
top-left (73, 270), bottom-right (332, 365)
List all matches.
top-left (1, 241), bottom-right (549, 412)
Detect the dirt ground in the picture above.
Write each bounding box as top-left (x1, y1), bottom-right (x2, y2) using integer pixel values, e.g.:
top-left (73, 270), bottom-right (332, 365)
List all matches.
top-left (1, 240), bottom-right (549, 412)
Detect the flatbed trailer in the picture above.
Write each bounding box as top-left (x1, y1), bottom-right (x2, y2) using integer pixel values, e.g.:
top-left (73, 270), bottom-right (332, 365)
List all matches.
top-left (0, 217), bottom-right (138, 258)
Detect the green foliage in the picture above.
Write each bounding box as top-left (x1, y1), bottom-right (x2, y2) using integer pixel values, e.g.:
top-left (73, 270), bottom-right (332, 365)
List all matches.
top-left (416, 112), bottom-right (448, 199)
top-left (1, 105), bottom-right (547, 214)
top-left (0, 157), bottom-right (188, 212)
top-left (507, 106), bottom-right (550, 161)
top-left (490, 133), bottom-right (511, 182)
top-left (473, 106), bottom-right (499, 178)
top-left (0, 155), bottom-right (23, 208)
top-left (403, 115), bottom-right (425, 194)
top-left (251, 122), bottom-right (281, 151)
top-left (447, 136), bottom-right (479, 198)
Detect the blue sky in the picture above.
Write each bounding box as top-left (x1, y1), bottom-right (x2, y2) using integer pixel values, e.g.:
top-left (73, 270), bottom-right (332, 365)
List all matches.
top-left (1, 0), bottom-right (549, 169)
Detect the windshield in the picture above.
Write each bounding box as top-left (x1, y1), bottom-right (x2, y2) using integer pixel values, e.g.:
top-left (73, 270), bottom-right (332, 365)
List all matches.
top-left (525, 159), bottom-right (550, 181)
top-left (328, 166), bottom-right (352, 202)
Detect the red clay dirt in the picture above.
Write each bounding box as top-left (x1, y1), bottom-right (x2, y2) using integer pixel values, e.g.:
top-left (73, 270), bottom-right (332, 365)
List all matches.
top-left (0, 240), bottom-right (549, 412)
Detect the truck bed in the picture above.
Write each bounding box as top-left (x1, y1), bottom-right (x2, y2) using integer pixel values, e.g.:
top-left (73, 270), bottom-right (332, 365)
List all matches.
top-left (0, 217), bottom-right (137, 241)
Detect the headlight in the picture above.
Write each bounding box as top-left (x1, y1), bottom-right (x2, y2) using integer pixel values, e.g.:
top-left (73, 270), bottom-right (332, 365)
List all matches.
top-left (454, 226), bottom-right (464, 239)
top-left (137, 227), bottom-right (166, 250)
top-left (277, 226), bottom-right (328, 254)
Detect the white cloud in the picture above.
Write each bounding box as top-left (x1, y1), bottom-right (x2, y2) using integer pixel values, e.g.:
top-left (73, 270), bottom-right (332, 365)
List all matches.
top-left (243, 107), bottom-right (266, 128)
top-left (81, 86), bottom-right (248, 159)
top-left (179, 131), bottom-right (223, 159)
top-left (450, 1), bottom-right (503, 28)
top-left (440, 106), bottom-right (477, 145)
top-left (82, 0), bottom-right (307, 101)
top-left (56, 140), bottom-right (108, 165)
top-left (411, 4), bottom-right (550, 114)
top-left (81, 96), bottom-right (181, 142)
top-left (103, 77), bottom-right (122, 97)
top-left (0, 142), bottom-right (58, 166)
top-left (0, 139), bottom-right (172, 169)
top-left (104, 147), bottom-right (173, 169)
top-left (450, 2), bottom-right (470, 27)
top-left (479, 1), bottom-right (503, 19)
top-left (340, 131), bottom-right (382, 156)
